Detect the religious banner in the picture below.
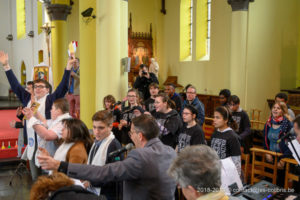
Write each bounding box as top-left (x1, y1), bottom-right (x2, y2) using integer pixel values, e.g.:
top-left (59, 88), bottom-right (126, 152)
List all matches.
top-left (32, 63), bottom-right (53, 86)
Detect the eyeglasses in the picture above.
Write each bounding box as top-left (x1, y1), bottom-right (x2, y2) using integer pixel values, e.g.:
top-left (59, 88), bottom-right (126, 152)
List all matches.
top-left (229, 103), bottom-right (237, 107)
top-left (34, 85), bottom-right (47, 89)
top-left (128, 95), bottom-right (136, 98)
top-left (182, 112), bottom-right (192, 115)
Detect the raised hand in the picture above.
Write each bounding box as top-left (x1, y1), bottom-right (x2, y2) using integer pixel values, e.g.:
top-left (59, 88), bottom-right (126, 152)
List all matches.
top-left (9, 120), bottom-right (16, 128)
top-left (66, 52), bottom-right (76, 70)
top-left (16, 106), bottom-right (23, 116)
top-left (22, 107), bottom-right (34, 119)
top-left (0, 51), bottom-right (8, 65)
top-left (0, 51), bottom-right (10, 70)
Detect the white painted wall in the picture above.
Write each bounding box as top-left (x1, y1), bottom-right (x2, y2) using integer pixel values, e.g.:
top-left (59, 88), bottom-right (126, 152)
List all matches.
top-left (0, 0), bottom-right (47, 97)
top-left (0, 0), bottom-right (13, 96)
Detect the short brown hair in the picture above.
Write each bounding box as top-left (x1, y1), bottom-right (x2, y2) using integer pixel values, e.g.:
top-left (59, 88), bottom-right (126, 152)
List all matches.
top-left (53, 98), bottom-right (69, 114)
top-left (149, 82), bottom-right (159, 89)
top-left (92, 110), bottom-right (113, 126)
top-left (33, 79), bottom-right (52, 93)
top-left (103, 95), bottom-right (116, 109)
top-left (132, 114), bottom-right (159, 140)
top-left (155, 93), bottom-right (175, 109)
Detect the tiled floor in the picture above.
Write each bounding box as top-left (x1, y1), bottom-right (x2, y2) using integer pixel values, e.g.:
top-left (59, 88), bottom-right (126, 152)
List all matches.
top-left (0, 100), bottom-right (32, 200)
top-left (0, 161), bottom-right (32, 200)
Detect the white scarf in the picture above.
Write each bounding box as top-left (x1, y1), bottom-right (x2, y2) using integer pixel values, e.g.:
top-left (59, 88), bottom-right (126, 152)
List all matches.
top-left (34, 113), bottom-right (72, 167)
top-left (48, 113), bottom-right (72, 129)
top-left (87, 132), bottom-right (115, 166)
top-left (87, 132), bottom-right (115, 195)
top-left (49, 142), bottom-right (74, 176)
top-left (53, 142), bottom-right (75, 162)
top-left (24, 94), bottom-right (48, 161)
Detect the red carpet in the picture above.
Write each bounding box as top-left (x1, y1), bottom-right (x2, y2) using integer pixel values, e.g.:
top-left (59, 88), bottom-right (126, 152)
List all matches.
top-left (0, 110), bottom-right (21, 158)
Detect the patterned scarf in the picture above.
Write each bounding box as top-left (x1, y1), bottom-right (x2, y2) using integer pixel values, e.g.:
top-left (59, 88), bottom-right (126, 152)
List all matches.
top-left (265, 115), bottom-right (291, 136)
top-left (266, 116), bottom-right (284, 126)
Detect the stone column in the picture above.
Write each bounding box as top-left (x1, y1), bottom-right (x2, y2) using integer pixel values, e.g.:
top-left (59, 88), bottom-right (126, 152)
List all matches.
top-left (79, 0), bottom-right (96, 128)
top-left (95, 0), bottom-right (128, 109)
top-left (228, 0), bottom-right (254, 108)
top-left (46, 2), bottom-right (71, 88)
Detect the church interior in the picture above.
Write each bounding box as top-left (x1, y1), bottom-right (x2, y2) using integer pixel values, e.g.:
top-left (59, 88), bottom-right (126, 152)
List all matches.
top-left (0, 0), bottom-right (300, 199)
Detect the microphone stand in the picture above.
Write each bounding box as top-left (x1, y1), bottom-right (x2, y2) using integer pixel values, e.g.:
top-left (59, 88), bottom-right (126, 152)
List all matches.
top-left (109, 155), bottom-right (122, 200)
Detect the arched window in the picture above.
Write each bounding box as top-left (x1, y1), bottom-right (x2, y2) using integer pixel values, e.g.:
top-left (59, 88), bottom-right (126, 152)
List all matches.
top-left (180, 0), bottom-right (193, 61)
top-left (39, 50), bottom-right (44, 63)
top-left (16, 0), bottom-right (26, 39)
top-left (180, 0), bottom-right (211, 61)
top-left (37, 1), bottom-right (43, 34)
top-left (196, 0), bottom-right (211, 60)
top-left (21, 61), bottom-right (26, 86)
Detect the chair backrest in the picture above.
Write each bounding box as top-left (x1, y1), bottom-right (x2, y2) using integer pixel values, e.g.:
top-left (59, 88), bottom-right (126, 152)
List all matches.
top-left (250, 147), bottom-right (282, 185)
top-left (251, 109), bottom-right (262, 129)
top-left (281, 158), bottom-right (299, 189)
top-left (203, 119), bottom-right (214, 141)
top-left (241, 151), bottom-right (250, 184)
top-left (251, 128), bottom-right (264, 149)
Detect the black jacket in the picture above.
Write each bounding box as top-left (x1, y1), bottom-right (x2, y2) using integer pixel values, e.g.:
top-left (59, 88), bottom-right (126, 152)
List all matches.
top-left (133, 73), bottom-right (159, 100)
top-left (49, 185), bottom-right (106, 200)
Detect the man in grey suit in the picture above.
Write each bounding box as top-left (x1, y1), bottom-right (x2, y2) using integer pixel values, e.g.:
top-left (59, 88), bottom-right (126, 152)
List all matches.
top-left (38, 114), bottom-right (177, 200)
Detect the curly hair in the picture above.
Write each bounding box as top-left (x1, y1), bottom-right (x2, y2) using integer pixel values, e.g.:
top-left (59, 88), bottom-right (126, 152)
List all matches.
top-left (30, 172), bottom-right (74, 200)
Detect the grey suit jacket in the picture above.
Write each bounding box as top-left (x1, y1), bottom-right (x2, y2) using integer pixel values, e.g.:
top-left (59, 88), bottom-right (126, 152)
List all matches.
top-left (65, 138), bottom-right (176, 200)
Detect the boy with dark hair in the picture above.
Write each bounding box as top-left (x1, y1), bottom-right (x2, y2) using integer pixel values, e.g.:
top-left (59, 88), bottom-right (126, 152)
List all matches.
top-left (165, 83), bottom-right (183, 114)
top-left (86, 110), bottom-right (123, 199)
top-left (219, 89), bottom-right (231, 106)
top-left (228, 95), bottom-right (251, 153)
top-left (275, 92), bottom-right (295, 120)
top-left (144, 82), bottom-right (159, 112)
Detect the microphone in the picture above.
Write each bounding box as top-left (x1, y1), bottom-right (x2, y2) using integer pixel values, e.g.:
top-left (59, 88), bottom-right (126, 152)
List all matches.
top-left (277, 130), bottom-right (294, 143)
top-left (108, 143), bottom-right (134, 158)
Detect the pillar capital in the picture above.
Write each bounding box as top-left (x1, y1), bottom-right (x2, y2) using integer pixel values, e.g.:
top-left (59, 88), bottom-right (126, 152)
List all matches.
top-left (227, 0), bottom-right (254, 11)
top-left (46, 4), bottom-right (72, 21)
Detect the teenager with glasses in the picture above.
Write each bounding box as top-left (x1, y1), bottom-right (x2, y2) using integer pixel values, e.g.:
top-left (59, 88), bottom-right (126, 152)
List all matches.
top-left (0, 50), bottom-right (73, 181)
top-left (182, 85), bottom-right (205, 126)
top-left (119, 89), bottom-right (140, 144)
top-left (177, 105), bottom-right (206, 153)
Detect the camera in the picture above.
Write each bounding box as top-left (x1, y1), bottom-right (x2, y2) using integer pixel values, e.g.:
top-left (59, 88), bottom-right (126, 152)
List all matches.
top-left (142, 71), bottom-right (147, 75)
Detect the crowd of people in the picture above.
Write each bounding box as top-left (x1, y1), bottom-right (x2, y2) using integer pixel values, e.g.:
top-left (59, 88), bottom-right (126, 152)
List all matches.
top-left (0, 49), bottom-right (299, 200)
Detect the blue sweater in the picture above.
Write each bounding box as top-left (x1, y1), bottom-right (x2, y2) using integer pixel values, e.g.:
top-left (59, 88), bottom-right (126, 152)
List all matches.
top-left (5, 69), bottom-right (70, 142)
top-left (5, 69), bottom-right (71, 119)
top-left (183, 97), bottom-right (205, 125)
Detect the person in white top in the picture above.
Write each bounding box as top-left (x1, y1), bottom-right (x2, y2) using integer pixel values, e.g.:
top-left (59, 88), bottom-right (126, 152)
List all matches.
top-left (23, 98), bottom-right (72, 165)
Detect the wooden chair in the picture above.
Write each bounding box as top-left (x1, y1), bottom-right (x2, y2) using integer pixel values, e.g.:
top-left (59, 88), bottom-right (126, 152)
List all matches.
top-left (281, 158), bottom-right (299, 189)
top-left (250, 147), bottom-right (282, 185)
top-left (241, 151), bottom-right (250, 184)
top-left (203, 118), bottom-right (214, 141)
top-left (250, 109), bottom-right (262, 129)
